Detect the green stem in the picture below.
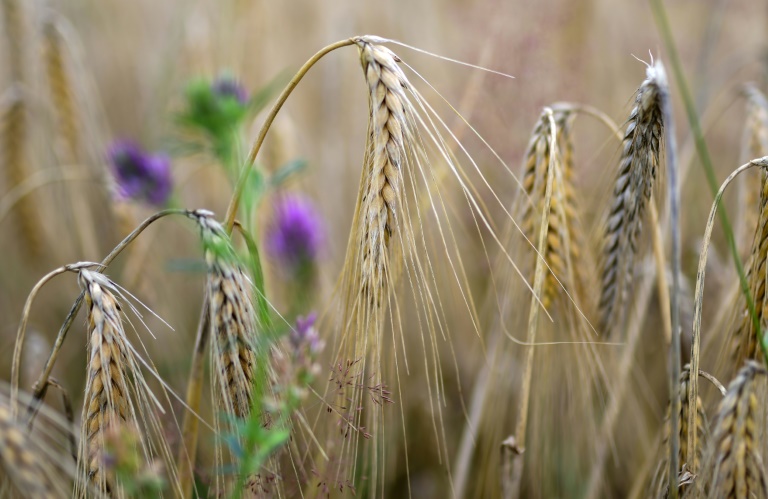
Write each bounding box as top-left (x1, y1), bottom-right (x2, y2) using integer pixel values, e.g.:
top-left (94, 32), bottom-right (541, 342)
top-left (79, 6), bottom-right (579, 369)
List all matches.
top-left (649, 0), bottom-right (760, 355)
top-left (223, 37), bottom-right (356, 232)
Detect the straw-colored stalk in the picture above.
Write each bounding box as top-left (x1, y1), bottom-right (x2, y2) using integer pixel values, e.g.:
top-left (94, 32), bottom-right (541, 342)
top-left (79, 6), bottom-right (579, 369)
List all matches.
top-left (598, 63), bottom-right (665, 335)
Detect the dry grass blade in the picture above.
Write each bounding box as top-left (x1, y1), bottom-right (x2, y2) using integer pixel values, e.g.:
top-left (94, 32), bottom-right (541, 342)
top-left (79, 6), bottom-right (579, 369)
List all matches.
top-left (598, 62), bottom-right (665, 335)
top-left (704, 361), bottom-right (768, 498)
top-left (76, 269), bottom-right (178, 497)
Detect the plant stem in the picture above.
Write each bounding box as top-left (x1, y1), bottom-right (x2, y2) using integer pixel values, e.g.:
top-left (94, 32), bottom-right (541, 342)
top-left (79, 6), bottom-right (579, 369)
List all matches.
top-left (25, 209), bottom-right (185, 423)
top-left (508, 109), bottom-right (557, 498)
top-left (223, 37), bottom-right (355, 232)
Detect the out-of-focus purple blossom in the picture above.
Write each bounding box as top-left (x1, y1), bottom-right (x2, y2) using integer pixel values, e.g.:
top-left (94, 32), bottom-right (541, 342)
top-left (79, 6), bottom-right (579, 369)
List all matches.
top-left (290, 312), bottom-right (323, 356)
top-left (212, 76), bottom-right (249, 105)
top-left (266, 195), bottom-right (324, 273)
top-left (109, 141), bottom-right (173, 206)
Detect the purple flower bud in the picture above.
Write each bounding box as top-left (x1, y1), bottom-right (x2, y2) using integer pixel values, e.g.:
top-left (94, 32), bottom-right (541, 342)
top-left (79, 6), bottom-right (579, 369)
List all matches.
top-left (212, 76), bottom-right (248, 105)
top-left (290, 312), bottom-right (323, 355)
top-left (266, 195), bottom-right (324, 273)
top-left (109, 140), bottom-right (173, 206)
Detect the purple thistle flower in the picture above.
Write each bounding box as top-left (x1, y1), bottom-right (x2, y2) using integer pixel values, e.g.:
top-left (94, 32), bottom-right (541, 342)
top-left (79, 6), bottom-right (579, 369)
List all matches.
top-left (212, 76), bottom-right (248, 105)
top-left (109, 141), bottom-right (173, 206)
top-left (266, 195), bottom-right (324, 273)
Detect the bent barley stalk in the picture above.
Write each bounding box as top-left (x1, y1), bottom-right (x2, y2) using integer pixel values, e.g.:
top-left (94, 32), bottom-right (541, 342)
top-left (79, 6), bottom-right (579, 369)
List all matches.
top-left (705, 361), bottom-right (768, 498)
top-left (598, 63), bottom-right (665, 335)
top-left (729, 163), bottom-right (768, 371)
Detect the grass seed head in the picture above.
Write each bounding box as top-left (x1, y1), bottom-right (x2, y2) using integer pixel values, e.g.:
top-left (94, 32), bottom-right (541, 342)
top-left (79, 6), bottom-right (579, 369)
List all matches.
top-left (598, 62), bottom-right (666, 334)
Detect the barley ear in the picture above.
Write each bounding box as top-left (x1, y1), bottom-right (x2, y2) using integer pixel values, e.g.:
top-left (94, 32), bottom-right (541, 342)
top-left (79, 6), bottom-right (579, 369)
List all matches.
top-left (598, 63), bottom-right (665, 335)
top-left (706, 361), bottom-right (768, 498)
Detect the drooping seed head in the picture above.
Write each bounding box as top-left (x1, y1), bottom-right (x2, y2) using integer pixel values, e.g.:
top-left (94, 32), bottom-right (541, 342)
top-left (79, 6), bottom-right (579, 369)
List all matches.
top-left (598, 61), bottom-right (666, 334)
top-left (189, 210), bottom-right (258, 419)
top-left (707, 361), bottom-right (768, 498)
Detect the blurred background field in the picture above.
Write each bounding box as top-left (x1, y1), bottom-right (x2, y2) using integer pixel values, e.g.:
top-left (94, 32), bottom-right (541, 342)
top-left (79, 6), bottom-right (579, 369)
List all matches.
top-left (1, 0), bottom-right (768, 497)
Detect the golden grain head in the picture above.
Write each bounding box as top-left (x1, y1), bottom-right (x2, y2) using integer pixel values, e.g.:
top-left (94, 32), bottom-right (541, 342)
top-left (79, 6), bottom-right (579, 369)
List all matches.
top-left (707, 361), bottom-right (768, 498)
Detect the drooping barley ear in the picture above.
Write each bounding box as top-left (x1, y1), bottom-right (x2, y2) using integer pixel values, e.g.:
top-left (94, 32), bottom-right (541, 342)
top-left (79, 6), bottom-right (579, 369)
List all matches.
top-left (196, 211), bottom-right (258, 419)
top-left (653, 366), bottom-right (707, 497)
top-left (738, 85), bottom-right (768, 248)
top-left (321, 38), bottom-right (411, 490)
top-left (187, 210), bottom-right (263, 494)
top-left (703, 361), bottom-right (768, 498)
top-left (79, 270), bottom-right (131, 493)
top-left (520, 108), bottom-right (591, 312)
top-left (1, 89), bottom-right (43, 261)
top-left (729, 164), bottom-right (768, 370)
top-left (357, 40), bottom-right (406, 306)
top-left (76, 269), bottom-right (178, 496)
top-left (598, 63), bottom-right (665, 335)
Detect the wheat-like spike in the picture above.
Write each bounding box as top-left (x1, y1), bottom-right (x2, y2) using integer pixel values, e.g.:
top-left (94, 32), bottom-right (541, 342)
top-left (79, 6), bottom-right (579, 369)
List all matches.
top-left (43, 19), bottom-right (79, 163)
top-left (598, 63), bottom-right (665, 334)
top-left (2, 90), bottom-right (43, 261)
top-left (196, 212), bottom-right (258, 419)
top-left (79, 271), bottom-right (132, 493)
top-left (76, 270), bottom-right (179, 497)
top-left (706, 361), bottom-right (768, 498)
top-left (653, 366), bottom-right (707, 497)
top-left (520, 109), bottom-right (589, 310)
top-left (358, 40), bottom-right (406, 305)
top-left (187, 211), bottom-right (262, 494)
top-left (730, 170), bottom-right (768, 369)
top-left (322, 38), bottom-right (412, 492)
